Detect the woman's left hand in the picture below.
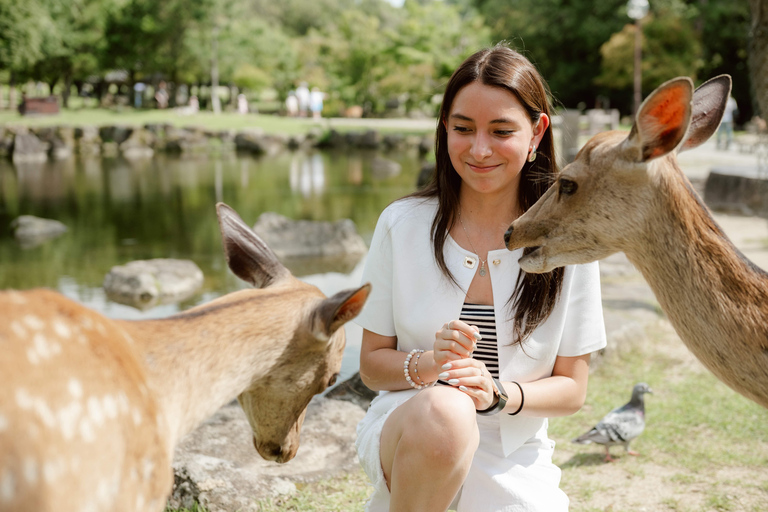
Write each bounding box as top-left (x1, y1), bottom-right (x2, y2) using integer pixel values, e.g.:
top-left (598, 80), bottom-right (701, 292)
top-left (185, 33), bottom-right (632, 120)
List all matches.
top-left (438, 358), bottom-right (497, 411)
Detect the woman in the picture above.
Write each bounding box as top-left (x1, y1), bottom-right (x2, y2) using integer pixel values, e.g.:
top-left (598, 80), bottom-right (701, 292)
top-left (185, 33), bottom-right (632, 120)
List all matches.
top-left (354, 44), bottom-right (606, 512)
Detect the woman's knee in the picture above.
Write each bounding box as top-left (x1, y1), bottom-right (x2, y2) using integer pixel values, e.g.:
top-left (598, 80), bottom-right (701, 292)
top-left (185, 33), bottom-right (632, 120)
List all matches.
top-left (403, 387), bottom-right (479, 455)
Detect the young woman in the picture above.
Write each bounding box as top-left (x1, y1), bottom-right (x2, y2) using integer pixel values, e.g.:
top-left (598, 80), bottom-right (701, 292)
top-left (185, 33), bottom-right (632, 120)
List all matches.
top-left (354, 44), bottom-right (607, 511)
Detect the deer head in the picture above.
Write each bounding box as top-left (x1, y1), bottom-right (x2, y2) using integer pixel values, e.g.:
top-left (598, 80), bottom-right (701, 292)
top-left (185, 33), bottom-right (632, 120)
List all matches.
top-left (216, 203), bottom-right (370, 462)
top-left (503, 75), bottom-right (732, 273)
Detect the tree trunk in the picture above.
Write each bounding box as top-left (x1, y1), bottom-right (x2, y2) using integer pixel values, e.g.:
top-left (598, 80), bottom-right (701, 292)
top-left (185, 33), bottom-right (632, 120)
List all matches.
top-left (749, 0), bottom-right (768, 117)
top-left (211, 24), bottom-right (221, 115)
top-left (62, 73), bottom-right (72, 108)
top-left (8, 71), bottom-right (16, 111)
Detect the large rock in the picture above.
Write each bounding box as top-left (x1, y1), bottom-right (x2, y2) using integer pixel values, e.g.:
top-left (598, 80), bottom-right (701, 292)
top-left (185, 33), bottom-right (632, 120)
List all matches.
top-left (253, 213), bottom-right (367, 275)
top-left (103, 258), bottom-right (204, 310)
top-left (10, 215), bottom-right (68, 248)
top-left (119, 128), bottom-right (155, 160)
top-left (168, 396), bottom-right (366, 512)
top-left (11, 132), bottom-right (48, 164)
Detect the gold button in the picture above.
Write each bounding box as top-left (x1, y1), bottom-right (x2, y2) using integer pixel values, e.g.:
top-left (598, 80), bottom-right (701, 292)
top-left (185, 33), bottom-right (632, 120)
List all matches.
top-left (493, 259), bottom-right (501, 265)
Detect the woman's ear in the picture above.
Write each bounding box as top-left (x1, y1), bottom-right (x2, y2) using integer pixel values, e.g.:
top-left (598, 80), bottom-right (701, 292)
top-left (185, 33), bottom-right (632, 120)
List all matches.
top-left (532, 113), bottom-right (550, 147)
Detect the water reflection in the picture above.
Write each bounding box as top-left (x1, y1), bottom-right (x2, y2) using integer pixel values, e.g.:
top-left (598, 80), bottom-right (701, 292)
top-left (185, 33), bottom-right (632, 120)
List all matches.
top-left (0, 148), bottom-right (421, 381)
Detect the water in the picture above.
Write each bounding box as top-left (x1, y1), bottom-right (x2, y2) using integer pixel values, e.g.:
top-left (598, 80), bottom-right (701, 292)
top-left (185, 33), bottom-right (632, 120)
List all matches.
top-left (0, 148), bottom-right (424, 381)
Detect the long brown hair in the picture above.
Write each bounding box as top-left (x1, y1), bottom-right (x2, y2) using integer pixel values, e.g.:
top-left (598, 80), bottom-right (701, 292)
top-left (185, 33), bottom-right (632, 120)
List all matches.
top-left (413, 43), bottom-right (565, 345)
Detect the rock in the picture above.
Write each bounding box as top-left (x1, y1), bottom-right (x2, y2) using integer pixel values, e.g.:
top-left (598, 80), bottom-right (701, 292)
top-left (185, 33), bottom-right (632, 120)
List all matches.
top-left (74, 125), bottom-right (102, 156)
top-left (11, 132), bottom-right (48, 164)
top-left (98, 125), bottom-right (133, 144)
top-left (119, 128), bottom-right (155, 160)
top-left (252, 213), bottom-right (367, 275)
top-left (10, 215), bottom-right (68, 248)
top-left (103, 258), bottom-right (204, 310)
top-left (325, 372), bottom-right (377, 410)
top-left (417, 161), bottom-right (435, 189)
top-left (168, 397), bottom-right (366, 512)
top-left (371, 156), bottom-right (401, 180)
top-left (164, 127), bottom-right (210, 154)
top-left (234, 129), bottom-right (284, 156)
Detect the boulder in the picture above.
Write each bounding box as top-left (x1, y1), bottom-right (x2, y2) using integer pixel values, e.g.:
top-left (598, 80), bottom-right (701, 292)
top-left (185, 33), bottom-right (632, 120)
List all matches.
top-left (74, 125), bottom-right (102, 156)
top-left (98, 125), bottom-right (133, 144)
top-left (103, 258), bottom-right (204, 310)
top-left (10, 215), bottom-right (68, 248)
top-left (234, 129), bottom-right (284, 156)
top-left (324, 372), bottom-right (377, 410)
top-left (11, 132), bottom-right (48, 164)
top-left (168, 396), bottom-right (366, 512)
top-left (119, 128), bottom-right (155, 160)
top-left (371, 156), bottom-right (401, 180)
top-left (252, 213), bottom-right (367, 275)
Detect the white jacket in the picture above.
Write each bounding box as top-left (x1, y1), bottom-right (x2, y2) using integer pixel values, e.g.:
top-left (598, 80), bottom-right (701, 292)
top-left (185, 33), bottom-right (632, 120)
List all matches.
top-left (355, 196), bottom-right (607, 456)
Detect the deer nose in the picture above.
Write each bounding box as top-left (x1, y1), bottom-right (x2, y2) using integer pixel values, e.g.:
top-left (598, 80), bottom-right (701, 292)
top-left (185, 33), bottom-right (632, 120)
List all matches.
top-left (503, 226), bottom-right (513, 246)
top-left (254, 436), bottom-right (284, 462)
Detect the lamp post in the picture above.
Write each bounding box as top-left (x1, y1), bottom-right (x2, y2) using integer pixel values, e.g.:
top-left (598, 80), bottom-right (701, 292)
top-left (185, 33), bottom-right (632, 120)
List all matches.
top-left (627, 0), bottom-right (649, 116)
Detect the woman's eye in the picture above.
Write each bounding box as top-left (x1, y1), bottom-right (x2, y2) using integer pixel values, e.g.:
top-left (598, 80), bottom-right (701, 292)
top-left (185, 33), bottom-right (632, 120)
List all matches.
top-left (559, 179), bottom-right (578, 195)
top-left (452, 125), bottom-right (471, 133)
top-left (495, 130), bottom-right (514, 136)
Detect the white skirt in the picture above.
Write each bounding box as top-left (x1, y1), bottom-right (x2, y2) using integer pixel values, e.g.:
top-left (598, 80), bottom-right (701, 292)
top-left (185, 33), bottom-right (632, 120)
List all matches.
top-left (356, 389), bottom-right (569, 512)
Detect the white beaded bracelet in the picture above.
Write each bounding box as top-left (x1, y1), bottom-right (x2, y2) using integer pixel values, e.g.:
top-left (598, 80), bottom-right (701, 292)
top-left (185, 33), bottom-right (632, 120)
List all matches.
top-left (404, 349), bottom-right (428, 389)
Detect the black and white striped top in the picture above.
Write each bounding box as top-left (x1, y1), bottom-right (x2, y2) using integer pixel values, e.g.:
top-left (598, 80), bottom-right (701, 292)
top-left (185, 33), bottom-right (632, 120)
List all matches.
top-left (438, 302), bottom-right (499, 386)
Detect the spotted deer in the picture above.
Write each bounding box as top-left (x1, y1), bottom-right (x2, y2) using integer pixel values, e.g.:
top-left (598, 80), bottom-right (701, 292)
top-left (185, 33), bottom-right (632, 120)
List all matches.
top-left (504, 75), bottom-right (768, 409)
top-left (0, 202), bottom-right (371, 511)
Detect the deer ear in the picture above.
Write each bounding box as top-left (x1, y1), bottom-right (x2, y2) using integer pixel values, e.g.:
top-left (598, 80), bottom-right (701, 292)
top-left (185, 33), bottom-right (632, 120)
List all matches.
top-left (679, 74), bottom-right (732, 152)
top-left (216, 202), bottom-right (290, 288)
top-left (626, 77), bottom-right (693, 162)
top-left (312, 283), bottom-right (371, 340)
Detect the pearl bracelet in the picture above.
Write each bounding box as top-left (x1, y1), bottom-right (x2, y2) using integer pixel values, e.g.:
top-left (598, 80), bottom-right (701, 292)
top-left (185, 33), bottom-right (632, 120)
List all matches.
top-left (404, 349), bottom-right (429, 389)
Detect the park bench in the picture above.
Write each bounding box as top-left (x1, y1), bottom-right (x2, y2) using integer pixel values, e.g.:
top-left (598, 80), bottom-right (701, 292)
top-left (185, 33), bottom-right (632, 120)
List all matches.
top-left (19, 96), bottom-right (59, 116)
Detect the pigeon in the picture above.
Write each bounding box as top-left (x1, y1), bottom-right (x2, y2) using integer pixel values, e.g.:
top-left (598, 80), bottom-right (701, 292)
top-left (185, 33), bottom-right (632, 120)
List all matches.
top-left (572, 382), bottom-right (653, 462)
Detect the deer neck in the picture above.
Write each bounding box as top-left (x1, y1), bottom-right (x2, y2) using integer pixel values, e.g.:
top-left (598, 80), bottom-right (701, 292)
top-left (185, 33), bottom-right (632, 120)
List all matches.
top-left (623, 163), bottom-right (768, 403)
top-left (117, 289), bottom-right (300, 447)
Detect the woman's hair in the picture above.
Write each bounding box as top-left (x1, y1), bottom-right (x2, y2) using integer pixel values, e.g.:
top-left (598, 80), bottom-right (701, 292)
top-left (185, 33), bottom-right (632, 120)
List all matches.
top-left (413, 43), bottom-right (565, 345)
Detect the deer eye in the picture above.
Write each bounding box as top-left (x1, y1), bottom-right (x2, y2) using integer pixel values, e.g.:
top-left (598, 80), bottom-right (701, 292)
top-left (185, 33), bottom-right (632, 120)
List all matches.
top-left (328, 373), bottom-right (339, 387)
top-left (559, 178), bottom-right (578, 196)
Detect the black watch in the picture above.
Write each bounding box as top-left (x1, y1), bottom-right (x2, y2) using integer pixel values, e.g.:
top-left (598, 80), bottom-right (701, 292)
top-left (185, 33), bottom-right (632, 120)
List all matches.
top-left (476, 377), bottom-right (508, 416)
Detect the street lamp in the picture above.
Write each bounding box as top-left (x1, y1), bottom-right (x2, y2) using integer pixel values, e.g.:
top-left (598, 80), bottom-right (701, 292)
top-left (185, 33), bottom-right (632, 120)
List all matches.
top-left (627, 0), bottom-right (649, 116)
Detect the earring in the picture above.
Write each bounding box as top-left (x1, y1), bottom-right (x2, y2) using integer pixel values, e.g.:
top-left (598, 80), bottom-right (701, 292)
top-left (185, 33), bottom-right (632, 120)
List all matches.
top-left (527, 145), bottom-right (537, 163)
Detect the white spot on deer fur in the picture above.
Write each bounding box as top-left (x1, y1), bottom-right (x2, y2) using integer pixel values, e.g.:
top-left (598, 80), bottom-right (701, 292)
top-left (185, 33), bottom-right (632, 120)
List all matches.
top-left (142, 458), bottom-right (155, 482)
top-left (8, 291), bottom-right (27, 304)
top-left (80, 418), bottom-right (95, 443)
top-left (58, 400), bottom-right (83, 440)
top-left (135, 493), bottom-right (145, 510)
top-left (117, 392), bottom-right (130, 414)
top-left (23, 459), bottom-right (37, 484)
top-left (9, 321), bottom-right (26, 339)
top-left (22, 315), bottom-right (45, 331)
top-left (102, 396), bottom-right (118, 419)
top-left (81, 316), bottom-right (94, 330)
top-left (68, 379), bottom-right (83, 399)
top-left (1, 469), bottom-right (15, 502)
top-left (15, 389), bottom-right (56, 429)
top-left (87, 397), bottom-right (104, 426)
top-left (26, 348), bottom-right (40, 365)
top-left (0, 414), bottom-right (8, 432)
top-left (32, 333), bottom-right (52, 359)
top-left (132, 408), bottom-right (143, 426)
top-left (52, 319), bottom-right (72, 339)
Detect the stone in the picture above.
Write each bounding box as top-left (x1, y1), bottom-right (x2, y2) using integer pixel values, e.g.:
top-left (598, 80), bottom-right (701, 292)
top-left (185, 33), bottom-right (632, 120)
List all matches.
top-left (10, 215), bottom-right (68, 248)
top-left (11, 132), bottom-right (48, 164)
top-left (168, 396), bottom-right (366, 512)
top-left (252, 213), bottom-right (367, 275)
top-left (119, 128), bottom-right (155, 160)
top-left (325, 372), bottom-right (377, 410)
top-left (371, 156), bottom-right (402, 180)
top-left (103, 258), bottom-right (204, 310)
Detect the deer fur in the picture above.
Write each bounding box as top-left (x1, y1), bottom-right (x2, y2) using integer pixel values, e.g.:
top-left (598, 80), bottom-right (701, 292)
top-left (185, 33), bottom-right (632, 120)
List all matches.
top-left (0, 202), bottom-right (371, 511)
top-left (504, 75), bottom-right (768, 409)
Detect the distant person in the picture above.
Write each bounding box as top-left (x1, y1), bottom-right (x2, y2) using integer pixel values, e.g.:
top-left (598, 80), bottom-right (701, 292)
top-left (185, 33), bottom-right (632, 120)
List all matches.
top-left (310, 87), bottom-right (324, 119)
top-left (295, 82), bottom-right (310, 117)
top-left (716, 94), bottom-right (738, 150)
top-left (237, 94), bottom-right (249, 114)
top-left (155, 81), bottom-right (169, 109)
top-left (189, 95), bottom-right (199, 113)
top-left (286, 92), bottom-right (299, 117)
top-left (134, 82), bottom-right (146, 108)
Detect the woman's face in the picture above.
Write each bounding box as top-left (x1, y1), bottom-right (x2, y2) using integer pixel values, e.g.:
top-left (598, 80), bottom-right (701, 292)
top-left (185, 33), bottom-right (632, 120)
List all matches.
top-left (445, 81), bottom-right (547, 197)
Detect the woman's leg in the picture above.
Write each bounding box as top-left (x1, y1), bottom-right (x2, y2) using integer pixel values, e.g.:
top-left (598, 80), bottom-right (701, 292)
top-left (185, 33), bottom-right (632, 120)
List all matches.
top-left (379, 386), bottom-right (479, 512)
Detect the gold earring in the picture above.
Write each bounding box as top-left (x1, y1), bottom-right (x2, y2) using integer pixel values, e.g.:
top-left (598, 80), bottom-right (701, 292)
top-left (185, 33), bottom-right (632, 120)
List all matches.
top-left (527, 145), bottom-right (537, 163)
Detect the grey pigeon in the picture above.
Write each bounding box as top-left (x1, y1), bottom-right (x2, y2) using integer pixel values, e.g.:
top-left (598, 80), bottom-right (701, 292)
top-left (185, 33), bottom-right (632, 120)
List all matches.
top-left (572, 382), bottom-right (653, 462)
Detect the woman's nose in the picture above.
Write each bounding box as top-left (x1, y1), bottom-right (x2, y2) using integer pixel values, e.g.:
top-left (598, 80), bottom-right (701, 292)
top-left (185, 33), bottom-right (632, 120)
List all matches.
top-left (470, 134), bottom-right (492, 160)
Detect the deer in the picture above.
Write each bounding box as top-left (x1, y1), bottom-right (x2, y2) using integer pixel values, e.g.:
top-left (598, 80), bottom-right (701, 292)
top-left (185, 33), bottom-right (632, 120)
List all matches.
top-left (504, 74), bottom-right (768, 410)
top-left (0, 202), bottom-right (371, 511)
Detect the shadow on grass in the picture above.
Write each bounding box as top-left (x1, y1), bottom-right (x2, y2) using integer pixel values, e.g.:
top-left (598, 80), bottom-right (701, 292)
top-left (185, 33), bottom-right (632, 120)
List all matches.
top-left (560, 452), bottom-right (612, 468)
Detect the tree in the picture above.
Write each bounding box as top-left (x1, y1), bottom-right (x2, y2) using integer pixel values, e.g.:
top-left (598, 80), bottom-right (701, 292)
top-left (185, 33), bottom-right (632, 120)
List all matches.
top-left (748, 0), bottom-right (768, 119)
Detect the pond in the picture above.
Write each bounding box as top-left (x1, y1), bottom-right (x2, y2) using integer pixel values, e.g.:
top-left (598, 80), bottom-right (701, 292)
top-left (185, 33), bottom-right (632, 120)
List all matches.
top-left (0, 148), bottom-right (425, 381)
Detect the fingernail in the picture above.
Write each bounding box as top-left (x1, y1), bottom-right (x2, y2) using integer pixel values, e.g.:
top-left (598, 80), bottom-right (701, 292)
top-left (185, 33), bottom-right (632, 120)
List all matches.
top-left (459, 386), bottom-right (468, 392)
top-left (473, 332), bottom-right (482, 341)
top-left (438, 372), bottom-right (450, 379)
top-left (441, 363), bottom-right (452, 370)
top-left (448, 379), bottom-right (460, 385)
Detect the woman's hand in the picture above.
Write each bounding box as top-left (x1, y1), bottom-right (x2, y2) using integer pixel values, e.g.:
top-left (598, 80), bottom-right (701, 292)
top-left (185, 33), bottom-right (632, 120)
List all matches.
top-left (438, 358), bottom-right (497, 411)
top-left (433, 319), bottom-right (480, 368)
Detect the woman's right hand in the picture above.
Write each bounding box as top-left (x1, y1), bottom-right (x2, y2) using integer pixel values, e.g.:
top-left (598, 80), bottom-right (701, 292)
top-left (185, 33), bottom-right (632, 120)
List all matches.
top-left (433, 319), bottom-right (480, 368)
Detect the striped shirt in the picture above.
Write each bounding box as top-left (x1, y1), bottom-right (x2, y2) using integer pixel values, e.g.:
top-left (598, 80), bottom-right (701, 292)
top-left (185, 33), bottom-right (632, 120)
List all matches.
top-left (437, 302), bottom-right (499, 386)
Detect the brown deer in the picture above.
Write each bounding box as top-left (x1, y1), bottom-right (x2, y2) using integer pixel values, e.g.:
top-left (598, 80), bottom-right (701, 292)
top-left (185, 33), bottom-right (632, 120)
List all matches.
top-left (504, 75), bottom-right (768, 409)
top-left (0, 202), bottom-right (371, 511)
